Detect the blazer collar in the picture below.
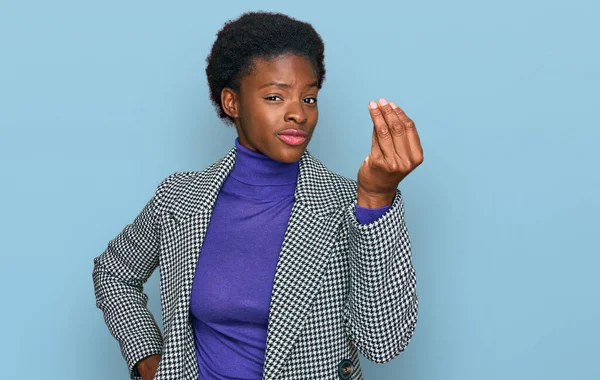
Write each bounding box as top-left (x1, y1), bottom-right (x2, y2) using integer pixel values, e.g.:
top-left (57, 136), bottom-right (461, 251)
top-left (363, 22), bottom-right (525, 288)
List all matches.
top-left (160, 146), bottom-right (352, 379)
top-left (170, 146), bottom-right (347, 222)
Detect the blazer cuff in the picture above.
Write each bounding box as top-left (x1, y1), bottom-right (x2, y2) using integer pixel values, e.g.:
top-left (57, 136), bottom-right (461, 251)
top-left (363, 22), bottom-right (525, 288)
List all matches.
top-left (125, 336), bottom-right (163, 380)
top-left (354, 203), bottom-right (392, 225)
top-left (348, 190), bottom-right (403, 231)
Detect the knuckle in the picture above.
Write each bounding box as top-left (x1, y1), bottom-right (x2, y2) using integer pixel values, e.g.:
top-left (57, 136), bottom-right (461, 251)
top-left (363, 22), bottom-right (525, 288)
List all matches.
top-left (399, 158), bottom-right (412, 171)
top-left (412, 152), bottom-right (424, 165)
top-left (390, 122), bottom-right (405, 136)
top-left (370, 151), bottom-right (382, 161)
top-left (382, 107), bottom-right (395, 115)
top-left (377, 126), bottom-right (391, 139)
top-left (388, 161), bottom-right (400, 172)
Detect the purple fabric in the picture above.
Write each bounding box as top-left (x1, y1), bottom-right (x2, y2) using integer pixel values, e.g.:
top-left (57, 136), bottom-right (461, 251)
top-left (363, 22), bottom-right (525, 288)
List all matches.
top-left (189, 138), bottom-right (390, 379)
top-left (355, 203), bottom-right (392, 225)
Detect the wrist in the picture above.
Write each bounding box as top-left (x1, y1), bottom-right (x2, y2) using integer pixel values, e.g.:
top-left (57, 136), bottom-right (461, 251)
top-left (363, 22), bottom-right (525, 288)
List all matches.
top-left (137, 354), bottom-right (161, 378)
top-left (356, 187), bottom-right (395, 208)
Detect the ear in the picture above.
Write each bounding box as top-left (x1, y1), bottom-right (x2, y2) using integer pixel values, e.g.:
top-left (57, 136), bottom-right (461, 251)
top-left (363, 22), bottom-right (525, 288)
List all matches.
top-left (220, 87), bottom-right (240, 119)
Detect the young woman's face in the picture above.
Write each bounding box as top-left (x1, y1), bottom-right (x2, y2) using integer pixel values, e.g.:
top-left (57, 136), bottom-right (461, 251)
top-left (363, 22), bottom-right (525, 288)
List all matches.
top-left (223, 54), bottom-right (319, 163)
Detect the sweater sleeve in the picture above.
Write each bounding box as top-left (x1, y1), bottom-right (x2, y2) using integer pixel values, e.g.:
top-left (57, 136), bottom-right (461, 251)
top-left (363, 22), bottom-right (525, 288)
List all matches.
top-left (92, 174), bottom-right (177, 379)
top-left (344, 190), bottom-right (418, 363)
top-left (354, 204), bottom-right (391, 225)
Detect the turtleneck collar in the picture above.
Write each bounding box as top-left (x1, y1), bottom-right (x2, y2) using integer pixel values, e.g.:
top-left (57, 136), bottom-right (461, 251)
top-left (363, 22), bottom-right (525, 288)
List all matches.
top-left (229, 137), bottom-right (299, 186)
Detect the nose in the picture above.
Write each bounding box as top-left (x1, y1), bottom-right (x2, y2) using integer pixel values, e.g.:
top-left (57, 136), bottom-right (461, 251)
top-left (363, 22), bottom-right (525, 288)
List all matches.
top-left (284, 100), bottom-right (307, 124)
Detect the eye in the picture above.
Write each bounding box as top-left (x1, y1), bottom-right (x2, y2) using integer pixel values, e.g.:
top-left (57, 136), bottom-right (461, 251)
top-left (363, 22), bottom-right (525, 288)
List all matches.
top-left (264, 95), bottom-right (282, 101)
top-left (304, 97), bottom-right (317, 104)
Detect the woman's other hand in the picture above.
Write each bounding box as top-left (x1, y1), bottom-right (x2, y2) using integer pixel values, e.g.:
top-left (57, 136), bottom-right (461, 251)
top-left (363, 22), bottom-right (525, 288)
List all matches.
top-left (137, 354), bottom-right (161, 380)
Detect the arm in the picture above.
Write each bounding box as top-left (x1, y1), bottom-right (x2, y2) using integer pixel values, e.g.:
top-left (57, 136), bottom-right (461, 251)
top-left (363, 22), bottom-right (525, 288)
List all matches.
top-left (92, 175), bottom-right (175, 379)
top-left (344, 189), bottom-right (418, 363)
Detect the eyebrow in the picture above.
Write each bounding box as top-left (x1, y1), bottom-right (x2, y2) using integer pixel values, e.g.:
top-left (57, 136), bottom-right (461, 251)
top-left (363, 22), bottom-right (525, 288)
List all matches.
top-left (258, 81), bottom-right (319, 90)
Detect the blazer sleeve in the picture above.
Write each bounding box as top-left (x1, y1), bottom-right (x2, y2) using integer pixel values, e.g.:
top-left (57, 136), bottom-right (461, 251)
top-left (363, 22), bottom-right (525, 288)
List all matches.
top-left (92, 174), bottom-right (175, 379)
top-left (343, 189), bottom-right (419, 363)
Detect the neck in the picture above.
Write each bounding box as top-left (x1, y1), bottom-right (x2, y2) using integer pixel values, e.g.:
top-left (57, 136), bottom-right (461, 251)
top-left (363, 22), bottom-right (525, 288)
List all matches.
top-left (229, 138), bottom-right (299, 186)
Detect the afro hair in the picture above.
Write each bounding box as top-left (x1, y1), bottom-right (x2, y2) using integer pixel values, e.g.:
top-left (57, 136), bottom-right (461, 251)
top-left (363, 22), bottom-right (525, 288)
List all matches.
top-left (205, 11), bottom-right (326, 125)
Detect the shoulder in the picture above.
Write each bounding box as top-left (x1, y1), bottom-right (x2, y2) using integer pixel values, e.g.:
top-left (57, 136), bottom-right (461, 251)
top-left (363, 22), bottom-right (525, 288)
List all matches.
top-left (300, 151), bottom-right (359, 210)
top-left (152, 154), bottom-right (229, 209)
top-left (309, 154), bottom-right (357, 191)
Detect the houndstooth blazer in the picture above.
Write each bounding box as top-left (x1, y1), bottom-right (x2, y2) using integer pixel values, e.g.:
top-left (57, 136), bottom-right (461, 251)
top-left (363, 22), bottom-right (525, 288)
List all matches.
top-left (93, 146), bottom-right (418, 380)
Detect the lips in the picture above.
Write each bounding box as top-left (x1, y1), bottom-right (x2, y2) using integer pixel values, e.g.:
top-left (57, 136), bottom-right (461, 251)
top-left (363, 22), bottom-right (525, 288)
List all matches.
top-left (278, 129), bottom-right (307, 137)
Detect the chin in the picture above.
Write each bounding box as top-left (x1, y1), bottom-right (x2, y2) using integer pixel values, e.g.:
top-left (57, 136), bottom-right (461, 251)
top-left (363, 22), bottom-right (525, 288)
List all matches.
top-left (273, 148), bottom-right (305, 163)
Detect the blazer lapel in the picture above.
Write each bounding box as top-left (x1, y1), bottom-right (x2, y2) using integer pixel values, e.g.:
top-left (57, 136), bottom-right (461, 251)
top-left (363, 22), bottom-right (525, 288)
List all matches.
top-left (163, 147), bottom-right (237, 324)
top-left (261, 151), bottom-right (347, 380)
top-left (156, 148), bottom-right (237, 378)
top-left (159, 146), bottom-right (346, 379)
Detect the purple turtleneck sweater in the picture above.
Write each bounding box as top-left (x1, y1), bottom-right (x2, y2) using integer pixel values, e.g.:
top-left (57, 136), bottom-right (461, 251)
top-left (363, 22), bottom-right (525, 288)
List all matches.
top-left (189, 138), bottom-right (390, 379)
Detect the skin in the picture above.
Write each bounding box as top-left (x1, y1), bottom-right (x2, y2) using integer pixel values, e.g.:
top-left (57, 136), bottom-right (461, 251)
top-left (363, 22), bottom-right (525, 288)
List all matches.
top-left (221, 53), bottom-right (319, 163)
top-left (357, 98), bottom-right (424, 207)
top-left (138, 354), bottom-right (160, 379)
top-left (138, 53), bottom-right (424, 380)
top-left (222, 52), bottom-right (423, 208)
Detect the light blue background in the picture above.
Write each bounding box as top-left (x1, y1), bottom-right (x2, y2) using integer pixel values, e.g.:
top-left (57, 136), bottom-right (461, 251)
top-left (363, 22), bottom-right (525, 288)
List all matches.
top-left (1, 0), bottom-right (598, 379)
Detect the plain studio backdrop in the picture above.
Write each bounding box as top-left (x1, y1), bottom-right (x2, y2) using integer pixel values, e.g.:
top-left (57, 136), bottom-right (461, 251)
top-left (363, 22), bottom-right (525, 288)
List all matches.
top-left (0, 1), bottom-right (598, 379)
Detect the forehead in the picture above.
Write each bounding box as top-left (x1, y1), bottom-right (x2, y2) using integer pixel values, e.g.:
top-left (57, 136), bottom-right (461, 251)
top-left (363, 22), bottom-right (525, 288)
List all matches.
top-left (243, 54), bottom-right (317, 87)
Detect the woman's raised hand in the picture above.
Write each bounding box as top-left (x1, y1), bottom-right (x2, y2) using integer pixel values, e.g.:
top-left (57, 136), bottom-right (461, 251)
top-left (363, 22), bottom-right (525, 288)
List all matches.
top-left (356, 98), bottom-right (423, 208)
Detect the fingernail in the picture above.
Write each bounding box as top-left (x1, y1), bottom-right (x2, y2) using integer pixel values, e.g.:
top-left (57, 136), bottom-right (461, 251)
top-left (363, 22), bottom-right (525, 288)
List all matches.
top-left (378, 98), bottom-right (388, 106)
top-left (369, 101), bottom-right (378, 109)
top-left (390, 102), bottom-right (398, 109)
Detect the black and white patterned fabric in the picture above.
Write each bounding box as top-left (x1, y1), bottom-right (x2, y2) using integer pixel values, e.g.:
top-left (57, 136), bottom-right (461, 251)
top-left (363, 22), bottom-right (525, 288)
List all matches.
top-left (93, 146), bottom-right (418, 380)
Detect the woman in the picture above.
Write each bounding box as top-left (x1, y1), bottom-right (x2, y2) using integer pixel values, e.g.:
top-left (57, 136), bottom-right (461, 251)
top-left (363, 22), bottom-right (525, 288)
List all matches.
top-left (93, 11), bottom-right (423, 380)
